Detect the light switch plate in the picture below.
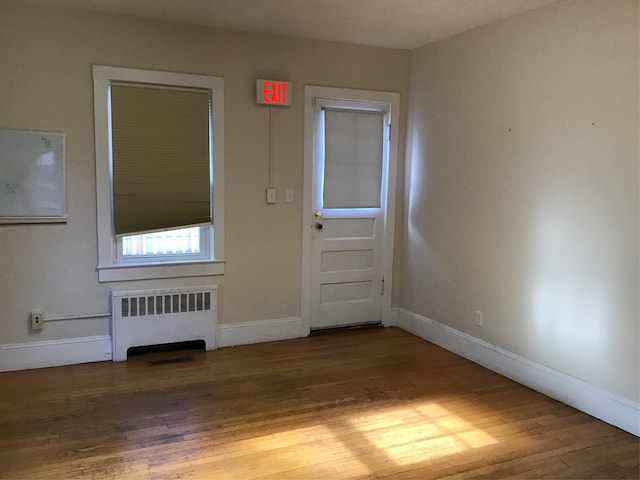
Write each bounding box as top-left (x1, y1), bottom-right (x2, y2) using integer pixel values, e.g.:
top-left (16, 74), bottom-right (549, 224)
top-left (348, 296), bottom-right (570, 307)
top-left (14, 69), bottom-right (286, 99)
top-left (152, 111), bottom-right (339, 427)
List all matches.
top-left (285, 189), bottom-right (294, 203)
top-left (266, 188), bottom-right (276, 204)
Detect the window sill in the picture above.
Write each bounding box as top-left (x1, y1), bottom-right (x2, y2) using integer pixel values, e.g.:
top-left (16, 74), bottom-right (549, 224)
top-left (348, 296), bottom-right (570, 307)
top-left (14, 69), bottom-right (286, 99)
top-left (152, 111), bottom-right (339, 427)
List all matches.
top-left (97, 259), bottom-right (225, 282)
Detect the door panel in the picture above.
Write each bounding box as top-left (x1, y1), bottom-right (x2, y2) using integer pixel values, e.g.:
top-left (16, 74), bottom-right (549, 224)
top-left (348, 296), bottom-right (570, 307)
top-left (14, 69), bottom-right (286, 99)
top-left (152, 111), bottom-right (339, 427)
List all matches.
top-left (321, 250), bottom-right (374, 272)
top-left (322, 218), bottom-right (375, 238)
top-left (321, 281), bottom-right (373, 303)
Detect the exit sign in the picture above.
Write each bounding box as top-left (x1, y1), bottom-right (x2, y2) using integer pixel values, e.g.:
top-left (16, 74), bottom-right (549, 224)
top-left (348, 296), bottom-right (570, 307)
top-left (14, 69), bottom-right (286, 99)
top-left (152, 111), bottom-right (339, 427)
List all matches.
top-left (257, 79), bottom-right (292, 106)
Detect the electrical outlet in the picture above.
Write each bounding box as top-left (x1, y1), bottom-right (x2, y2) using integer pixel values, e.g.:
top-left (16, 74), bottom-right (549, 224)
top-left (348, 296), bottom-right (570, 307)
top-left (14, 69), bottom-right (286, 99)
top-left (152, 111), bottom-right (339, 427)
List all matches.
top-left (474, 310), bottom-right (483, 327)
top-left (30, 311), bottom-right (45, 330)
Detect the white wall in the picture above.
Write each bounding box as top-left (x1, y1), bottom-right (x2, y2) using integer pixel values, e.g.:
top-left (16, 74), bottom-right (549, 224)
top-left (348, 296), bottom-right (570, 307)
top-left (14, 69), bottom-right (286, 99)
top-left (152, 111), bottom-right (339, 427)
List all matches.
top-left (402, 0), bottom-right (639, 402)
top-left (0, 1), bottom-right (409, 346)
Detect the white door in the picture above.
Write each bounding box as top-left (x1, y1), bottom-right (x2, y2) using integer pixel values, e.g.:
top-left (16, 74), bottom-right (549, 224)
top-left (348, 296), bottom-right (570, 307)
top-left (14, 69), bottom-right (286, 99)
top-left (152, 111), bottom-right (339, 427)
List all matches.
top-left (304, 89), bottom-right (398, 331)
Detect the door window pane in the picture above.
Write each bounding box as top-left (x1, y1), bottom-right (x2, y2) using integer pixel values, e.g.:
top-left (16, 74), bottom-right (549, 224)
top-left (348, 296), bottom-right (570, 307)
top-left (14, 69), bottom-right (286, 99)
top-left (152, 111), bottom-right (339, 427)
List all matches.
top-left (323, 108), bottom-right (384, 209)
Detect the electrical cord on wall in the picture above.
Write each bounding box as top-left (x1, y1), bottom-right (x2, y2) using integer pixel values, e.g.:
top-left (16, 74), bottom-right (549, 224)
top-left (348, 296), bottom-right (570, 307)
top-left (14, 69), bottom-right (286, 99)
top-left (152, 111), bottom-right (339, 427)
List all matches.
top-left (268, 105), bottom-right (273, 188)
top-left (43, 312), bottom-right (111, 323)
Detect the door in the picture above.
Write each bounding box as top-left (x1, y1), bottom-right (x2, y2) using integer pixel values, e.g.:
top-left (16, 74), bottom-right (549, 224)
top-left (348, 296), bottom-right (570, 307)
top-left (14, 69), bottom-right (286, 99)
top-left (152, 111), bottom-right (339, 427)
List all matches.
top-left (304, 88), bottom-right (398, 331)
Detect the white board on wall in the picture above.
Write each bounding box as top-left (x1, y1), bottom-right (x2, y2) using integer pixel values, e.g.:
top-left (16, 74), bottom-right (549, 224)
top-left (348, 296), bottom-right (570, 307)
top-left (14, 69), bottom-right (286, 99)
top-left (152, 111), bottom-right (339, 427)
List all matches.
top-left (0, 129), bottom-right (66, 223)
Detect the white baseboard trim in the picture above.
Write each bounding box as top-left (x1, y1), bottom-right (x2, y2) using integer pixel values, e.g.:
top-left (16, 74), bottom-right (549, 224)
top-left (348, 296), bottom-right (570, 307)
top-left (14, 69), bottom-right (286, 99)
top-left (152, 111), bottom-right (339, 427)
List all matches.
top-left (0, 317), bottom-right (306, 371)
top-left (0, 335), bottom-right (112, 372)
top-left (216, 316), bottom-right (305, 348)
top-left (395, 308), bottom-right (640, 436)
top-left (382, 306), bottom-right (399, 327)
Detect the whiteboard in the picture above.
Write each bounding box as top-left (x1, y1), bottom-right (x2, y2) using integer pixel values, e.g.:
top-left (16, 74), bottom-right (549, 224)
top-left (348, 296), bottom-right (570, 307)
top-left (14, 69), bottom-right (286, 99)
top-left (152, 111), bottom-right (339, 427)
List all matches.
top-left (0, 129), bottom-right (66, 223)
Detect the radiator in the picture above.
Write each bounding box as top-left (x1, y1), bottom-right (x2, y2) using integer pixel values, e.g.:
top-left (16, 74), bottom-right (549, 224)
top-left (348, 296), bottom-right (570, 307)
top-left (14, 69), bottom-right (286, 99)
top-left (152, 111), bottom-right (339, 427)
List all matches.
top-left (111, 285), bottom-right (217, 361)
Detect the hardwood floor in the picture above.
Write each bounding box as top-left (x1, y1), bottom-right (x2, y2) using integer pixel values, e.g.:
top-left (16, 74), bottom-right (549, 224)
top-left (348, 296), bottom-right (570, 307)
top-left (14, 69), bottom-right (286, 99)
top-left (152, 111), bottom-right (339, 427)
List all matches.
top-left (0, 327), bottom-right (637, 479)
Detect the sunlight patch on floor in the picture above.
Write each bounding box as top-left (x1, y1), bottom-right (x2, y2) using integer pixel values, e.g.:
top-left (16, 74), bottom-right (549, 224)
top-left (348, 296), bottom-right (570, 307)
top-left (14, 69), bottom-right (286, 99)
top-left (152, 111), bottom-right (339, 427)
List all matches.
top-left (348, 401), bottom-right (498, 466)
top-left (200, 424), bottom-right (373, 478)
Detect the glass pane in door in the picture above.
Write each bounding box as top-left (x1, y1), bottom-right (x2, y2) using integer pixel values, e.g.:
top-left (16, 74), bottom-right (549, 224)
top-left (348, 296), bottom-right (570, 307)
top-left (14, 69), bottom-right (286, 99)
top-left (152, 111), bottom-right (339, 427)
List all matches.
top-left (323, 108), bottom-right (384, 209)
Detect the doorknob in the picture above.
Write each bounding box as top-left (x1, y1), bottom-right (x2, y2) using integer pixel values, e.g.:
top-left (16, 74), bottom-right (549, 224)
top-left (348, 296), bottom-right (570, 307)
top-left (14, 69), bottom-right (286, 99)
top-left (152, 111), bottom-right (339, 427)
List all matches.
top-left (314, 211), bottom-right (323, 219)
top-left (314, 222), bottom-right (323, 231)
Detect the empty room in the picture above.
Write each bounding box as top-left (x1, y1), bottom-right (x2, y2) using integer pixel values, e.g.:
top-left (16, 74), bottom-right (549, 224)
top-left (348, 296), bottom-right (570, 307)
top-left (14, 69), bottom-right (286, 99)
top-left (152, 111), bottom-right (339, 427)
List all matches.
top-left (0, 0), bottom-right (638, 478)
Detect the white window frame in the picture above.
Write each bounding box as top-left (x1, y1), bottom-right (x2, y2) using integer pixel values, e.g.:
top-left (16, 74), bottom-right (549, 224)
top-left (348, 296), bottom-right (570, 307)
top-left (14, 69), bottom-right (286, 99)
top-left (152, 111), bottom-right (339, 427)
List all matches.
top-left (93, 65), bottom-right (225, 282)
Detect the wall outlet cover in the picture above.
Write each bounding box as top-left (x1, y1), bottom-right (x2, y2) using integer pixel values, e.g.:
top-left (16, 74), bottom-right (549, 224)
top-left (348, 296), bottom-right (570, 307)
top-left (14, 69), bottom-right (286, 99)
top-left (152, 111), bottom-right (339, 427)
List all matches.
top-left (30, 311), bottom-right (45, 330)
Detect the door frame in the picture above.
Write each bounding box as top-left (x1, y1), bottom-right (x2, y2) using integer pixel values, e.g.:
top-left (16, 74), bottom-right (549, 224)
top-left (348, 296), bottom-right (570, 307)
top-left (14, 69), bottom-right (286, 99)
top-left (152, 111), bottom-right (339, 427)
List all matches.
top-left (301, 85), bottom-right (400, 334)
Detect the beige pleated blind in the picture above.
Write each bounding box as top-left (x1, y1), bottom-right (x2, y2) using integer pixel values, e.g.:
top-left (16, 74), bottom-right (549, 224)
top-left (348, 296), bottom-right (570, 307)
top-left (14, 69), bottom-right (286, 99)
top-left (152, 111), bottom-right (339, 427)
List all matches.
top-left (110, 82), bottom-right (212, 235)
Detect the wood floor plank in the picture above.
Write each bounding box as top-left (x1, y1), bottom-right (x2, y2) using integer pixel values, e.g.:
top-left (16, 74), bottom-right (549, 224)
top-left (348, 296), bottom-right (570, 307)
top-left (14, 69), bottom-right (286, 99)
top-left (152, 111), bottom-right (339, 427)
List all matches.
top-left (0, 327), bottom-right (637, 479)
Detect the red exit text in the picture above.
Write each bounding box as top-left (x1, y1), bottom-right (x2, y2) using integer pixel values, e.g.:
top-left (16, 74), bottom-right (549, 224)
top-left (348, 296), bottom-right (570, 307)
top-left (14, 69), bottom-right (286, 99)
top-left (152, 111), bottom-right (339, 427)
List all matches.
top-left (256, 80), bottom-right (292, 106)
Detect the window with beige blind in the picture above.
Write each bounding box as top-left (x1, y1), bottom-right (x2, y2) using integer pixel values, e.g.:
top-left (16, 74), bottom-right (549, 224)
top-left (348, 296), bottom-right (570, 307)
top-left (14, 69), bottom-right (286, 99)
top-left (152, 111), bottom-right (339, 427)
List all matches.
top-left (93, 66), bottom-right (225, 282)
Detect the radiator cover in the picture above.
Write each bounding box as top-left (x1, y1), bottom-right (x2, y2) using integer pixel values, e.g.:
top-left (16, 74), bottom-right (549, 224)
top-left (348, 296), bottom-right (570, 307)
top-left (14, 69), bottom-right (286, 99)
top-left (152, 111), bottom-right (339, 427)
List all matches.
top-left (111, 285), bottom-right (217, 361)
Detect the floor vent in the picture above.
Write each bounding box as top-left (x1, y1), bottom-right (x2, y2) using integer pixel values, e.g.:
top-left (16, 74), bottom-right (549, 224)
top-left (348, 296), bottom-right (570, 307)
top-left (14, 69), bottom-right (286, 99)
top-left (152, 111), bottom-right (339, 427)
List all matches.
top-left (111, 286), bottom-right (217, 362)
top-left (148, 356), bottom-right (193, 366)
top-left (128, 339), bottom-right (205, 357)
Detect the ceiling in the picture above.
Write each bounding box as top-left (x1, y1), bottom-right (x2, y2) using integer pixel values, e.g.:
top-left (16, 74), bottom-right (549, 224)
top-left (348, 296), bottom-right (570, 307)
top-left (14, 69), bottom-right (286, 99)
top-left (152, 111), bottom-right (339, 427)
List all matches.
top-left (30, 0), bottom-right (561, 49)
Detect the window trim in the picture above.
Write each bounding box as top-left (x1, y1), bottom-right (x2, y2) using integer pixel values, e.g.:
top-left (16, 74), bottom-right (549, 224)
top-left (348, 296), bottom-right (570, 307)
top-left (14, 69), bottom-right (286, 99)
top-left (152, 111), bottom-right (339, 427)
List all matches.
top-left (93, 65), bottom-right (225, 282)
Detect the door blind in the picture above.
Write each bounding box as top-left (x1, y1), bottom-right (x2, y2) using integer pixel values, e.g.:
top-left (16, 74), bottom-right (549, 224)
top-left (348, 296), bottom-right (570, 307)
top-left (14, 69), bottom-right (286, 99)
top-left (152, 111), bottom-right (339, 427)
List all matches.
top-left (323, 108), bottom-right (384, 209)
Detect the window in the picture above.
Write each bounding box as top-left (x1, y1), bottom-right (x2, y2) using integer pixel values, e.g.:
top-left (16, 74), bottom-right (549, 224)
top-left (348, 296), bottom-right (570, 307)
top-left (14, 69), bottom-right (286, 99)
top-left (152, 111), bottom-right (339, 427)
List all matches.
top-left (117, 226), bottom-right (206, 263)
top-left (93, 66), bottom-right (225, 282)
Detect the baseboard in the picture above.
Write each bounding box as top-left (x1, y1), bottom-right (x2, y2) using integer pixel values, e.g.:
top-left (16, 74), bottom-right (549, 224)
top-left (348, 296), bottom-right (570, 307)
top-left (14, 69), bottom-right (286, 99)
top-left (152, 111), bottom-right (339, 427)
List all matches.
top-left (395, 308), bottom-right (640, 436)
top-left (216, 316), bottom-right (305, 348)
top-left (382, 306), bottom-right (399, 327)
top-left (0, 317), bottom-right (306, 370)
top-left (0, 335), bottom-right (112, 372)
